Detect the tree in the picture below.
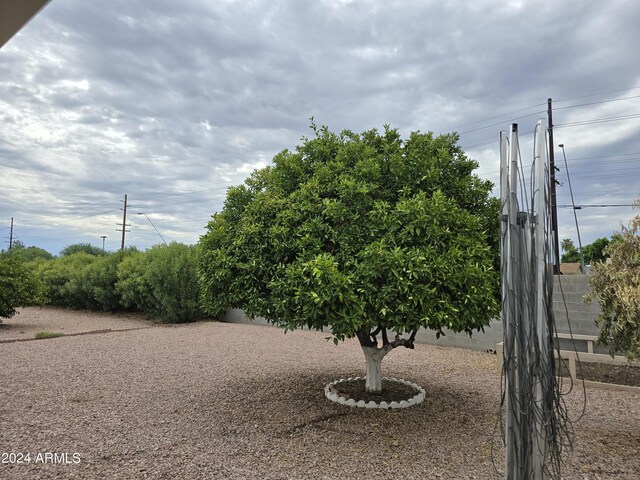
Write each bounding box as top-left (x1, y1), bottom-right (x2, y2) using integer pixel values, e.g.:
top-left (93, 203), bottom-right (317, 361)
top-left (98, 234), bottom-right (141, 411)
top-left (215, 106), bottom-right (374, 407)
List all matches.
top-left (560, 237), bottom-right (581, 264)
top-left (561, 247), bottom-right (581, 264)
top-left (586, 201), bottom-right (640, 361)
top-left (9, 240), bottom-right (25, 250)
top-left (0, 256), bottom-right (43, 320)
top-left (199, 124), bottom-right (500, 393)
top-left (560, 238), bottom-right (574, 253)
top-left (60, 243), bottom-right (106, 257)
top-left (582, 237), bottom-right (610, 264)
top-left (4, 245), bottom-right (54, 262)
top-left (561, 236), bottom-right (616, 265)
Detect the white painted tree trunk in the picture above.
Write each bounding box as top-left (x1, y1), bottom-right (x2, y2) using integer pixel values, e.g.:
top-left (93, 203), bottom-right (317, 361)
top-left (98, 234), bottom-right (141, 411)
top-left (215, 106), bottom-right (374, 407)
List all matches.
top-left (362, 346), bottom-right (385, 393)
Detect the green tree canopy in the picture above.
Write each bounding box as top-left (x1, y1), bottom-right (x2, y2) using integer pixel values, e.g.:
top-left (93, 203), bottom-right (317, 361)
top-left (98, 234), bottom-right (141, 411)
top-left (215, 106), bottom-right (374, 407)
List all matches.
top-left (199, 124), bottom-right (500, 392)
top-left (561, 236), bottom-right (616, 265)
top-left (0, 256), bottom-right (43, 319)
top-left (583, 237), bottom-right (610, 264)
top-left (560, 238), bottom-right (574, 253)
top-left (3, 245), bottom-right (54, 262)
top-left (60, 243), bottom-right (106, 257)
top-left (586, 201), bottom-right (640, 360)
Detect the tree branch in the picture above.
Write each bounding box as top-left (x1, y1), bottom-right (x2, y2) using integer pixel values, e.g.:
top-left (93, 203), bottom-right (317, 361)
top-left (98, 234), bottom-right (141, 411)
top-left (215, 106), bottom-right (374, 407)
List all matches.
top-left (387, 333), bottom-right (415, 350)
top-left (358, 328), bottom-right (415, 354)
top-left (381, 328), bottom-right (389, 346)
top-left (370, 327), bottom-right (382, 346)
top-left (356, 329), bottom-right (377, 348)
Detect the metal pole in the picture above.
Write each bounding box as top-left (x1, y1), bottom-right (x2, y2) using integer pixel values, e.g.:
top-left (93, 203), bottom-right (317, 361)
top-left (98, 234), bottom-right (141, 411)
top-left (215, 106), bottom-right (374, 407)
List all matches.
top-left (533, 120), bottom-right (549, 478)
top-left (502, 124), bottom-right (521, 479)
top-left (9, 217), bottom-right (13, 249)
top-left (559, 144), bottom-right (585, 273)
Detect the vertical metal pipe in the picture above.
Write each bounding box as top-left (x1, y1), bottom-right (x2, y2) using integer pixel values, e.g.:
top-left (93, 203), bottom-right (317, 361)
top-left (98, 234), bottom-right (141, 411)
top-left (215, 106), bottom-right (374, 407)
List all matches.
top-left (533, 120), bottom-right (548, 479)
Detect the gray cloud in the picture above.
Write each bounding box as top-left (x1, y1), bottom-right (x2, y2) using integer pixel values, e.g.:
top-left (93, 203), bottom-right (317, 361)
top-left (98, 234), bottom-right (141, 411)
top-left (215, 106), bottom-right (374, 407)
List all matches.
top-left (1, 0), bottom-right (639, 254)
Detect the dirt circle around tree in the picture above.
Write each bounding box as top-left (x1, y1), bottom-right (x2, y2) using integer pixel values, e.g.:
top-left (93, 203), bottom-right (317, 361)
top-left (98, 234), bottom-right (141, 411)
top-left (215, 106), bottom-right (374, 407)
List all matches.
top-left (324, 377), bottom-right (425, 409)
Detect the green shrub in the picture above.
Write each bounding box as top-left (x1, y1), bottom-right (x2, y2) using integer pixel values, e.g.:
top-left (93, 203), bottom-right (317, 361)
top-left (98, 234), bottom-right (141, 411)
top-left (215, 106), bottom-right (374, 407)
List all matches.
top-left (60, 243), bottom-right (107, 257)
top-left (78, 248), bottom-right (138, 311)
top-left (586, 201), bottom-right (640, 360)
top-left (31, 253), bottom-right (99, 308)
top-left (0, 256), bottom-right (44, 319)
top-left (115, 250), bottom-right (151, 311)
top-left (116, 243), bottom-right (203, 323)
top-left (30, 249), bottom-right (137, 311)
top-left (4, 245), bottom-right (54, 262)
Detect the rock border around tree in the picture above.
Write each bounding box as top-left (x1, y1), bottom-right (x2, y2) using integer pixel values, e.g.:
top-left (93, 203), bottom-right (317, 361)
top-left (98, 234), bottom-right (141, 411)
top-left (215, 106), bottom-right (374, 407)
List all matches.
top-left (324, 377), bottom-right (425, 409)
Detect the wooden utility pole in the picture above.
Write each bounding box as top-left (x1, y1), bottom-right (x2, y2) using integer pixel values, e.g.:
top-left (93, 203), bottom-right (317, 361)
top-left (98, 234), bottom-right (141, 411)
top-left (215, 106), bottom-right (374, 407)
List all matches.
top-left (547, 98), bottom-right (561, 274)
top-left (116, 194), bottom-right (130, 250)
top-left (9, 217), bottom-right (14, 249)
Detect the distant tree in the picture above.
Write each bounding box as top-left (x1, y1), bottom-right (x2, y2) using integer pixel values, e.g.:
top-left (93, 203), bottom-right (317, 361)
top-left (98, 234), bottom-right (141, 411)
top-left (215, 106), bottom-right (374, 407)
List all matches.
top-left (9, 240), bottom-right (25, 250)
top-left (199, 124), bottom-right (500, 393)
top-left (586, 201), bottom-right (640, 360)
top-left (4, 245), bottom-right (54, 262)
top-left (582, 237), bottom-right (610, 264)
top-left (560, 238), bottom-right (574, 253)
top-left (0, 256), bottom-right (43, 320)
top-left (561, 247), bottom-right (581, 264)
top-left (561, 236), bottom-right (614, 265)
top-left (60, 243), bottom-right (106, 257)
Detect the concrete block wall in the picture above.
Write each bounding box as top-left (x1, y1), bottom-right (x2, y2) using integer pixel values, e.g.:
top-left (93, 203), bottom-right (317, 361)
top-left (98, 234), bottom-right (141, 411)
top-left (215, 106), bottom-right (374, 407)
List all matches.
top-left (552, 275), bottom-right (606, 353)
top-left (222, 275), bottom-right (603, 352)
top-left (553, 275), bottom-right (601, 335)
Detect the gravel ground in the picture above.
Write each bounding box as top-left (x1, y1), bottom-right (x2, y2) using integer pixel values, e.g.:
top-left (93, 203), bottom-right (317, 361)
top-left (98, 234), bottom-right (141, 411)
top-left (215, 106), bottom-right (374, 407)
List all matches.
top-left (1, 307), bottom-right (638, 479)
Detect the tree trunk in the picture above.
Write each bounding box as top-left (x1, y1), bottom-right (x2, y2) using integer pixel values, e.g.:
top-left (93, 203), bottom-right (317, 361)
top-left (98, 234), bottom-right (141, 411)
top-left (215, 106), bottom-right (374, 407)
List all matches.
top-left (362, 346), bottom-right (384, 393)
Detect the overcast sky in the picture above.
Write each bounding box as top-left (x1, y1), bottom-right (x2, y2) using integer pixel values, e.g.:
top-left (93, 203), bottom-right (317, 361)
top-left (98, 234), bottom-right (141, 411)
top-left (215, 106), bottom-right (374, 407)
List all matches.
top-left (1, 0), bottom-right (639, 255)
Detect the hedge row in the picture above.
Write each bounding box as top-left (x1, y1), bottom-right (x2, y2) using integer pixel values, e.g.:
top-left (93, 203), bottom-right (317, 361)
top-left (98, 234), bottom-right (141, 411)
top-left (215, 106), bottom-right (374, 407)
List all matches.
top-left (18, 243), bottom-right (203, 323)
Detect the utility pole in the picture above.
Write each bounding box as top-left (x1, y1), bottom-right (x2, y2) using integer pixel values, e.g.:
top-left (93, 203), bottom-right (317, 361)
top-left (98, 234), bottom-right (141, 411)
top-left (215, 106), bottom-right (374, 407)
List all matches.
top-left (116, 194), bottom-right (130, 251)
top-left (9, 217), bottom-right (14, 249)
top-left (547, 98), bottom-right (561, 274)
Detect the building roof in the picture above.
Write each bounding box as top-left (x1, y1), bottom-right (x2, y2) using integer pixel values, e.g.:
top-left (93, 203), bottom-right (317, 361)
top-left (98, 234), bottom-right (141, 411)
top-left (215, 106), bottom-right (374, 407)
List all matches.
top-left (560, 263), bottom-right (583, 275)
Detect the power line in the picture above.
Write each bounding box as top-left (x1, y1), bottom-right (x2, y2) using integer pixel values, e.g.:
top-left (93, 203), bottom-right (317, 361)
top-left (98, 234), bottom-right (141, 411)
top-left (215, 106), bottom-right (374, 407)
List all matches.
top-left (460, 92), bottom-right (640, 151)
top-left (447, 102), bottom-right (546, 131)
top-left (553, 94), bottom-right (640, 111)
top-left (555, 113), bottom-right (640, 128)
top-left (479, 155), bottom-right (640, 180)
top-left (76, 209), bottom-right (119, 220)
top-left (567, 152), bottom-right (640, 161)
top-left (459, 111), bottom-right (546, 135)
top-left (455, 89), bottom-right (640, 137)
top-left (554, 86), bottom-right (640, 103)
top-left (557, 204), bottom-right (634, 208)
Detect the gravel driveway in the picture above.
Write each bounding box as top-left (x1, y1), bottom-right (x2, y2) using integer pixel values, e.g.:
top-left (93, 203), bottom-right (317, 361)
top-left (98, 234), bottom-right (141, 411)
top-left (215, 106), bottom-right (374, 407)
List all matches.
top-left (1, 307), bottom-right (638, 479)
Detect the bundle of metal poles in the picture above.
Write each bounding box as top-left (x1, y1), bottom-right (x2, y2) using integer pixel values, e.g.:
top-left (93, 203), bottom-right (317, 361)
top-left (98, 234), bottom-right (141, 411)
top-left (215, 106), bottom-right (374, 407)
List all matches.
top-left (500, 120), bottom-right (568, 479)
